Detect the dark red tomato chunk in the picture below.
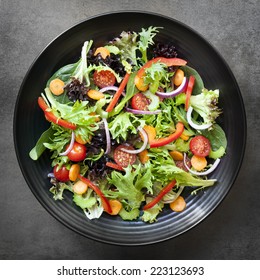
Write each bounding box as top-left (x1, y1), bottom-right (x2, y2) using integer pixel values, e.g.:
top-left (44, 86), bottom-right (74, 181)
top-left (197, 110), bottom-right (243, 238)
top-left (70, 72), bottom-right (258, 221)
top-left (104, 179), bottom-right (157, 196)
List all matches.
top-left (114, 145), bottom-right (137, 168)
top-left (131, 93), bottom-right (150, 110)
top-left (67, 142), bottom-right (87, 162)
top-left (53, 165), bottom-right (70, 182)
top-left (190, 135), bottom-right (211, 157)
top-left (93, 70), bottom-right (116, 88)
top-left (175, 157), bottom-right (191, 172)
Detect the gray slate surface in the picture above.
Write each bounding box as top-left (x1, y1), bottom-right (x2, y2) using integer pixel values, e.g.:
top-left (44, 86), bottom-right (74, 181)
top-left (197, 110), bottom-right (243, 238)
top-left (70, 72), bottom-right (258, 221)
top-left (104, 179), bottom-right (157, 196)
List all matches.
top-left (0, 0), bottom-right (259, 259)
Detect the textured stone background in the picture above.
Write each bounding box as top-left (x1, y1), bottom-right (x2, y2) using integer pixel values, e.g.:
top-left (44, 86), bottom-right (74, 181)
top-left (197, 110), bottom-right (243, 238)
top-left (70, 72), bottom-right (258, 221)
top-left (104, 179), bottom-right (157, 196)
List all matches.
top-left (1, 0), bottom-right (259, 259)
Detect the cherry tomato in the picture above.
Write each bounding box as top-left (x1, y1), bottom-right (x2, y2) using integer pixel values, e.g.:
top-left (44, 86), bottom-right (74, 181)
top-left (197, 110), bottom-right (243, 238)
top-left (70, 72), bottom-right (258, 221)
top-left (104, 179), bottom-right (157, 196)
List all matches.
top-left (113, 145), bottom-right (137, 168)
top-left (67, 142), bottom-right (87, 162)
top-left (53, 165), bottom-right (70, 182)
top-left (93, 70), bottom-right (116, 88)
top-left (189, 135), bottom-right (211, 157)
top-left (131, 93), bottom-right (150, 110)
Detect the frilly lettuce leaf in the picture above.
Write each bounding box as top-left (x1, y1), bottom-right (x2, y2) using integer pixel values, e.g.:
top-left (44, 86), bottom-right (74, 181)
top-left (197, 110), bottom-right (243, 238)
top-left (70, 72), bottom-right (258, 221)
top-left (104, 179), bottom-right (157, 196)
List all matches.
top-left (49, 181), bottom-right (72, 200)
top-left (142, 198), bottom-right (163, 223)
top-left (108, 111), bottom-right (145, 142)
top-left (73, 189), bottom-right (96, 210)
top-left (106, 164), bottom-right (153, 212)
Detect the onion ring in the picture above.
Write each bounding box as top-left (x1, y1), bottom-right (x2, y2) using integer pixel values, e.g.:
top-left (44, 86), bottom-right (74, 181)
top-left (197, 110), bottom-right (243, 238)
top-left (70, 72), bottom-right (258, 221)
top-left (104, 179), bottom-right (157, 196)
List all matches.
top-left (156, 76), bottom-right (187, 98)
top-left (99, 86), bottom-right (125, 96)
top-left (120, 127), bottom-right (148, 154)
top-left (183, 153), bottom-right (221, 176)
top-left (125, 107), bottom-right (162, 115)
top-left (187, 106), bottom-right (212, 130)
top-left (103, 118), bottom-right (111, 154)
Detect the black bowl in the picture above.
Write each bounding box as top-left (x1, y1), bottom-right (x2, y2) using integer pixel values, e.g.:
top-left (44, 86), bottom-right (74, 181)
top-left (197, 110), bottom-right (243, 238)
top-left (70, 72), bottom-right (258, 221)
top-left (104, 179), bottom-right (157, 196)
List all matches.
top-left (14, 11), bottom-right (246, 246)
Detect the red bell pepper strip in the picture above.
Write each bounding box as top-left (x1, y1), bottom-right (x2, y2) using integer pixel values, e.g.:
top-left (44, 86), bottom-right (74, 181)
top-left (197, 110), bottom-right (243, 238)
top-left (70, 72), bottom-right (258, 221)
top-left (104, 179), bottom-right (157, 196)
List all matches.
top-left (149, 122), bottom-right (184, 148)
top-left (136, 57), bottom-right (187, 78)
top-left (105, 162), bottom-right (125, 171)
top-left (143, 180), bottom-right (177, 210)
top-left (77, 174), bottom-right (112, 214)
top-left (185, 75), bottom-right (195, 111)
top-left (38, 97), bottom-right (77, 130)
top-left (106, 72), bottom-right (130, 112)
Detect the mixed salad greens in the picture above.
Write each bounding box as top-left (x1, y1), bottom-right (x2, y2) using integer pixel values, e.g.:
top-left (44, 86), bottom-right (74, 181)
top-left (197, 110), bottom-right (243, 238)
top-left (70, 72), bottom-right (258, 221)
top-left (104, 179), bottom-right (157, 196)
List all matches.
top-left (29, 26), bottom-right (227, 223)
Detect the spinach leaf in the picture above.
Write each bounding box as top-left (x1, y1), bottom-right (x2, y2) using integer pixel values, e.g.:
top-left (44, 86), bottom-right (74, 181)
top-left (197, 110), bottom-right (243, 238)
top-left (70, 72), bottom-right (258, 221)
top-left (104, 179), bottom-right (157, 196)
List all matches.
top-left (201, 124), bottom-right (227, 151)
top-left (180, 65), bottom-right (204, 95)
top-left (29, 126), bottom-right (54, 160)
top-left (46, 61), bottom-right (81, 104)
top-left (46, 61), bottom-right (80, 86)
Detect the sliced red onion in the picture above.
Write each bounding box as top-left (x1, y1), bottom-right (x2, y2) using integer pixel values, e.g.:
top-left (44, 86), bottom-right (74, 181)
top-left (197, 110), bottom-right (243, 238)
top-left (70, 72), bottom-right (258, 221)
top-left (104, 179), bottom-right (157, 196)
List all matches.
top-left (125, 107), bottom-right (162, 115)
top-left (59, 131), bottom-right (75, 156)
top-left (120, 127), bottom-right (148, 154)
top-left (163, 186), bottom-right (184, 204)
top-left (103, 118), bottom-right (111, 154)
top-left (183, 153), bottom-right (221, 176)
top-left (187, 106), bottom-right (212, 130)
top-left (99, 86), bottom-right (119, 93)
top-left (99, 86), bottom-right (125, 96)
top-left (156, 76), bottom-right (187, 98)
top-left (47, 172), bottom-right (55, 178)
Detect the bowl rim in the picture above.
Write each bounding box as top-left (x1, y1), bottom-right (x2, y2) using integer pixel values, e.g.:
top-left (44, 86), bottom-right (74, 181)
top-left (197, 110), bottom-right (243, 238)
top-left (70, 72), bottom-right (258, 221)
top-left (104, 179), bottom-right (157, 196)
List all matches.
top-left (13, 10), bottom-right (247, 246)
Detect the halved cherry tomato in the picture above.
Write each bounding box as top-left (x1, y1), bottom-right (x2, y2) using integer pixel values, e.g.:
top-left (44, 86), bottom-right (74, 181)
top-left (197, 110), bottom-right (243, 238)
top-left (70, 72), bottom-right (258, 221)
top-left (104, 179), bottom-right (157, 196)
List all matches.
top-left (114, 145), bottom-right (137, 168)
top-left (131, 93), bottom-right (150, 110)
top-left (93, 70), bottom-right (116, 88)
top-left (189, 135), bottom-right (211, 157)
top-left (53, 164), bottom-right (70, 182)
top-left (67, 142), bottom-right (87, 162)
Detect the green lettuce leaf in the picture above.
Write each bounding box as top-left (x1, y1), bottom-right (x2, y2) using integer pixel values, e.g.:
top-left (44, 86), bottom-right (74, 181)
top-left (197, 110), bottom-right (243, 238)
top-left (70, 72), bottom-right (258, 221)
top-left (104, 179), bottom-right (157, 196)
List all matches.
top-left (144, 62), bottom-right (168, 93)
top-left (148, 148), bottom-right (216, 189)
top-left (71, 40), bottom-right (93, 85)
top-left (108, 111), bottom-right (145, 142)
top-left (156, 164), bottom-right (216, 188)
top-left (110, 30), bottom-right (139, 66)
top-left (138, 26), bottom-right (160, 63)
top-left (47, 61), bottom-right (80, 86)
top-left (73, 189), bottom-right (96, 210)
top-left (43, 123), bottom-right (71, 167)
top-left (109, 26), bottom-right (160, 68)
top-left (142, 198), bottom-right (163, 223)
top-left (118, 208), bottom-right (140, 221)
top-left (29, 126), bottom-right (54, 160)
top-left (44, 88), bottom-right (99, 140)
top-left (201, 124), bottom-right (227, 150)
top-left (106, 164), bottom-right (153, 211)
top-left (49, 181), bottom-right (72, 200)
